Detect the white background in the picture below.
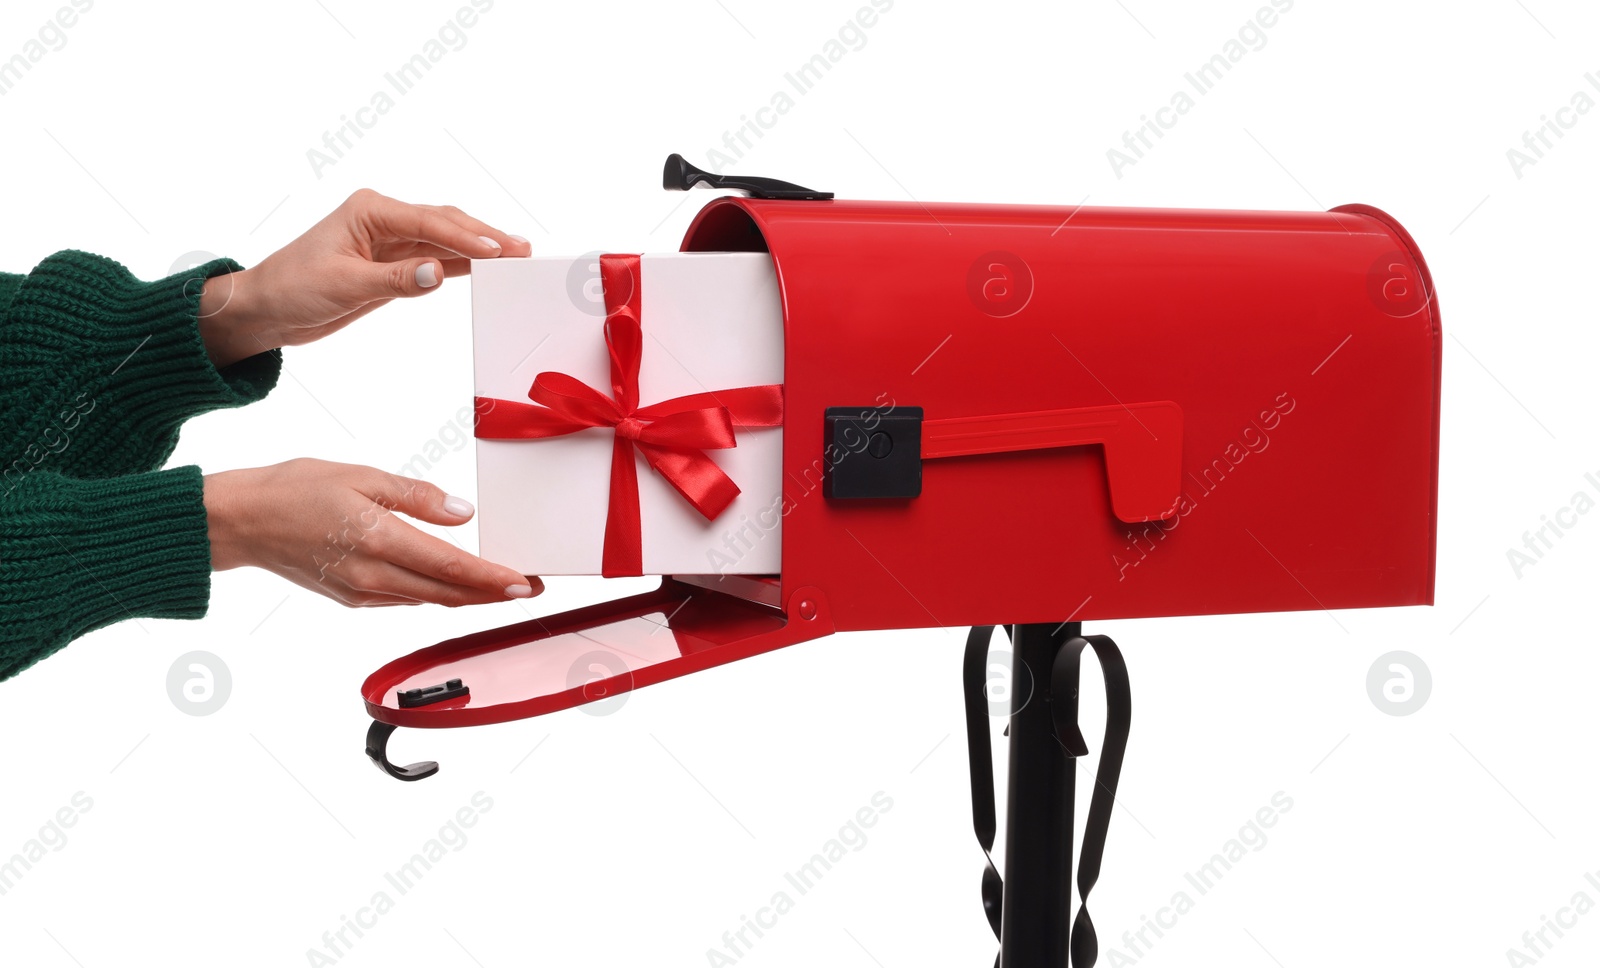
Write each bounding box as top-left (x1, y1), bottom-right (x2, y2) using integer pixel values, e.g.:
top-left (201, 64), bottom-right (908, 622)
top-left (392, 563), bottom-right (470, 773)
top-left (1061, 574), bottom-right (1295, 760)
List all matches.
top-left (1, 1), bottom-right (1596, 966)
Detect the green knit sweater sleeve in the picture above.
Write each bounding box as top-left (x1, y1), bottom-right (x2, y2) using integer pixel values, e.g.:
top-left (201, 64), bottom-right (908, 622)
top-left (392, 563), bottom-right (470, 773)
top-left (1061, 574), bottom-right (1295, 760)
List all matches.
top-left (1, 251), bottom-right (283, 678)
top-left (0, 271), bottom-right (23, 313)
top-left (1, 251), bottom-right (282, 480)
top-left (0, 467), bottom-right (212, 680)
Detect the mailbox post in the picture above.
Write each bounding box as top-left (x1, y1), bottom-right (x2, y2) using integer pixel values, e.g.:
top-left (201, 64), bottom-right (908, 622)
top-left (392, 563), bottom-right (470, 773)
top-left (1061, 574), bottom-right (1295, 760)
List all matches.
top-left (1000, 623), bottom-right (1079, 967)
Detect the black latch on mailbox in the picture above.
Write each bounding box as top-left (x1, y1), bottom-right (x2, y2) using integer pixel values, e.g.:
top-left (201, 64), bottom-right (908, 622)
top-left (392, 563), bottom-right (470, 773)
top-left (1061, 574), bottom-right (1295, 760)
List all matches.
top-left (397, 678), bottom-right (469, 708)
top-left (823, 406), bottom-right (923, 499)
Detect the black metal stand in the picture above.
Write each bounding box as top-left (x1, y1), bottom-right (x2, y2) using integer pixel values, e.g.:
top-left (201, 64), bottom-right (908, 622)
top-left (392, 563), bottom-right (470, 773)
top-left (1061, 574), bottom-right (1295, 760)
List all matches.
top-left (1002, 623), bottom-right (1078, 966)
top-left (964, 623), bottom-right (1131, 968)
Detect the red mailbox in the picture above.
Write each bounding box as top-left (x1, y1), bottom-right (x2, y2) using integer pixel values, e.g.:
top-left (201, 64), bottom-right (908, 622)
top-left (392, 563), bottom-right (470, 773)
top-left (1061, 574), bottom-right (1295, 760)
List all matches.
top-left (362, 156), bottom-right (1440, 967)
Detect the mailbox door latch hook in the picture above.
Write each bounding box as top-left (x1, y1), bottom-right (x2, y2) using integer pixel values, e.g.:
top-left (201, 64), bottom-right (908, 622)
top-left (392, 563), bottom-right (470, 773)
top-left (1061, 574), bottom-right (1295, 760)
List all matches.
top-left (365, 720), bottom-right (439, 782)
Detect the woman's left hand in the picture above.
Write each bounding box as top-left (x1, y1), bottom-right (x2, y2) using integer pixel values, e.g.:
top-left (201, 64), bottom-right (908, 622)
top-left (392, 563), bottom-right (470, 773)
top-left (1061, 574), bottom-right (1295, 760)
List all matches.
top-left (197, 189), bottom-right (532, 367)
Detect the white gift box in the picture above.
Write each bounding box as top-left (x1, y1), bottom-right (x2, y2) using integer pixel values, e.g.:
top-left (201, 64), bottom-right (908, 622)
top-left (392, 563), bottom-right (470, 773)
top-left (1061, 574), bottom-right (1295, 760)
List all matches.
top-left (471, 253), bottom-right (784, 576)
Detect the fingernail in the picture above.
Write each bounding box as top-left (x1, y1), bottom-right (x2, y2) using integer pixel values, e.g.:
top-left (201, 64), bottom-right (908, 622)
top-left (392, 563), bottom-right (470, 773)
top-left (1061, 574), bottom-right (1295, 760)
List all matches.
top-left (416, 263), bottom-right (439, 288)
top-left (443, 494), bottom-right (474, 517)
top-left (479, 235), bottom-right (502, 252)
top-left (508, 234), bottom-right (529, 245)
top-left (505, 583), bottom-right (534, 598)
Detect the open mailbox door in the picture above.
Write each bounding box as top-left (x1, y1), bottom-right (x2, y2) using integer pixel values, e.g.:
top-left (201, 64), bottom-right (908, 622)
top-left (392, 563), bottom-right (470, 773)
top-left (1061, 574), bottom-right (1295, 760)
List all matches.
top-left (362, 154), bottom-right (1441, 968)
top-left (362, 576), bottom-right (828, 743)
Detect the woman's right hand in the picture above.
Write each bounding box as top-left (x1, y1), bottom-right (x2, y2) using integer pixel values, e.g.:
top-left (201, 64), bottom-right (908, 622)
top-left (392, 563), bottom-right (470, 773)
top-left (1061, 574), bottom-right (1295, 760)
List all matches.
top-left (203, 458), bottom-right (540, 607)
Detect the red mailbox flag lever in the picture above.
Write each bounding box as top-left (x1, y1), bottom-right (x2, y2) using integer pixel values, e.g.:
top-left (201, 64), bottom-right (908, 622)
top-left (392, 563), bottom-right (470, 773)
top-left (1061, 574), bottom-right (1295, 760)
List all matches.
top-left (922, 401), bottom-right (1184, 523)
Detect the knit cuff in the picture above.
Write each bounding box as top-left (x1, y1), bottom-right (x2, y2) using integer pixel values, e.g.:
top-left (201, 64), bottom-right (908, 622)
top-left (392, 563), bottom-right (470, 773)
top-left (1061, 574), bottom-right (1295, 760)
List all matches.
top-left (8, 250), bottom-right (282, 430)
top-left (0, 466), bottom-right (212, 680)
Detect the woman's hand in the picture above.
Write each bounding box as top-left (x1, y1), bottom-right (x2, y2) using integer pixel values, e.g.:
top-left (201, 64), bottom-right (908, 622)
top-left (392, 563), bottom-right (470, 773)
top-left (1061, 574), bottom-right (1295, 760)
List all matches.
top-left (197, 190), bottom-right (533, 367)
top-left (203, 458), bottom-right (541, 608)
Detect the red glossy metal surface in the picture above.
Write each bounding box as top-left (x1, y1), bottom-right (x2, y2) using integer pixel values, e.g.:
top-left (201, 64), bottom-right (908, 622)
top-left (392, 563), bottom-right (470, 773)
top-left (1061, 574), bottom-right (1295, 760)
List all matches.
top-left (922, 401), bottom-right (1184, 523)
top-left (681, 197), bottom-right (1440, 631)
top-left (363, 579), bottom-right (833, 728)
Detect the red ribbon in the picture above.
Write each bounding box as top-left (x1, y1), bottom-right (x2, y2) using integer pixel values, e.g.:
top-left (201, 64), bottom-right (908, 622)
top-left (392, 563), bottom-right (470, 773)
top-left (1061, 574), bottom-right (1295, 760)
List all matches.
top-left (474, 254), bottom-right (783, 577)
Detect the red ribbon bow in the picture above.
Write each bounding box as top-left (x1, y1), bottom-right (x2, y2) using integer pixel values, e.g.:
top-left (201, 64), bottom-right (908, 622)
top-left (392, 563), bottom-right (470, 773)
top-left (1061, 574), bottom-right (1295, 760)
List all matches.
top-left (474, 254), bottom-right (783, 577)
